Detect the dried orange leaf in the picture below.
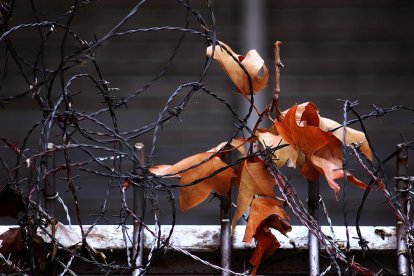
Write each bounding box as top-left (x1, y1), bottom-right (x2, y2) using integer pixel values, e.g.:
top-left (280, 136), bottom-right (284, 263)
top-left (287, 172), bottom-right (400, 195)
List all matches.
top-left (311, 139), bottom-right (367, 191)
top-left (151, 152), bottom-right (236, 212)
top-left (256, 128), bottom-right (297, 167)
top-left (249, 227), bottom-right (280, 276)
top-left (246, 198), bottom-right (292, 276)
top-left (208, 137), bottom-right (247, 156)
top-left (320, 116), bottom-right (372, 160)
top-left (149, 164), bottom-right (172, 175)
top-left (206, 41), bottom-right (268, 95)
top-left (280, 102), bottom-right (372, 161)
top-left (275, 103), bottom-right (368, 193)
top-left (244, 197), bottom-right (291, 244)
top-left (232, 157), bottom-right (275, 231)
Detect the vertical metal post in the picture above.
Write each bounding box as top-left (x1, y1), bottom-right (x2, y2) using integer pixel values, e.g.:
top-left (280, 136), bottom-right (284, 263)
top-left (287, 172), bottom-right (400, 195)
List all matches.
top-left (396, 143), bottom-right (410, 275)
top-left (308, 180), bottom-right (320, 276)
top-left (220, 151), bottom-right (232, 276)
top-left (44, 143), bottom-right (56, 217)
top-left (43, 145), bottom-right (57, 275)
top-left (240, 0), bottom-right (268, 136)
top-left (132, 143), bottom-right (145, 276)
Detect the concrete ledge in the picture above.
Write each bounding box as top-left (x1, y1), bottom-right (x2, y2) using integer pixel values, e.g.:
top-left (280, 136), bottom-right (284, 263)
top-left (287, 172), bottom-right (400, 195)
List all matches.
top-left (0, 225), bottom-right (396, 251)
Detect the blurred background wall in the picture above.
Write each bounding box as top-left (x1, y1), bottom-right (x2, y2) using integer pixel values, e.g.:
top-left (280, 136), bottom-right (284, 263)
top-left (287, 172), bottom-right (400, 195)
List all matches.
top-left (0, 0), bottom-right (413, 226)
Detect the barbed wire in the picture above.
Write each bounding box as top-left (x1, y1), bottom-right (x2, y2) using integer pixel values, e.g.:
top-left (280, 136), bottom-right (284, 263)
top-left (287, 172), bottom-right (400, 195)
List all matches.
top-left (0, 0), bottom-right (413, 275)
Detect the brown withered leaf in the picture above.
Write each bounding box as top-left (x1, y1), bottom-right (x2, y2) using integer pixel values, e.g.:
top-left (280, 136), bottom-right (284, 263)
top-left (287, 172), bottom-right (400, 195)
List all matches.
top-left (151, 152), bottom-right (236, 212)
top-left (275, 103), bottom-right (368, 192)
top-left (0, 228), bottom-right (25, 255)
top-left (0, 185), bottom-right (25, 218)
top-left (244, 198), bottom-right (291, 276)
top-left (249, 228), bottom-right (279, 276)
top-left (255, 128), bottom-right (296, 168)
top-left (232, 157), bottom-right (276, 232)
top-left (244, 197), bottom-right (291, 243)
top-left (0, 227), bottom-right (47, 272)
top-left (283, 102), bottom-right (372, 160)
top-left (319, 116), bottom-right (372, 160)
top-left (206, 41), bottom-right (268, 95)
top-left (208, 137), bottom-right (247, 156)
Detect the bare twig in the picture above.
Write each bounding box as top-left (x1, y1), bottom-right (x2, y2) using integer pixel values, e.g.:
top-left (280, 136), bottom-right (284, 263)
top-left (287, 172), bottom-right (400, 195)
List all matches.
top-left (272, 41), bottom-right (283, 121)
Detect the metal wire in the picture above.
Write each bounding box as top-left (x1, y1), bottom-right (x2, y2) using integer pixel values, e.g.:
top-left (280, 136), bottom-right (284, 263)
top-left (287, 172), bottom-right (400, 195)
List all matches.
top-left (0, 0), bottom-right (413, 275)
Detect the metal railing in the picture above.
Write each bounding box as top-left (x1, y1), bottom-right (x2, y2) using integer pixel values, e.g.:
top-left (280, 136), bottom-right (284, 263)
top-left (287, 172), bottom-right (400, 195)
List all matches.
top-left (34, 142), bottom-right (412, 275)
top-left (396, 143), bottom-right (411, 275)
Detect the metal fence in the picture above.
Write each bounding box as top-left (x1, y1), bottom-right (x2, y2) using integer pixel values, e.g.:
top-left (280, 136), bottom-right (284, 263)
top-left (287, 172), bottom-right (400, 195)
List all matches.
top-left (0, 142), bottom-right (410, 275)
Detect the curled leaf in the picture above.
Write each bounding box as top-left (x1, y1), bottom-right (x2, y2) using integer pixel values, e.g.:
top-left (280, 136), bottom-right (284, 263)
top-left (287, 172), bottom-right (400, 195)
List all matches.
top-left (244, 198), bottom-right (291, 243)
top-left (151, 151), bottom-right (236, 212)
top-left (244, 198), bottom-right (291, 275)
top-left (232, 157), bottom-right (275, 232)
top-left (206, 41), bottom-right (268, 95)
top-left (0, 228), bottom-right (25, 256)
top-left (249, 227), bottom-right (279, 276)
top-left (275, 103), bottom-right (370, 192)
top-left (282, 102), bottom-right (372, 160)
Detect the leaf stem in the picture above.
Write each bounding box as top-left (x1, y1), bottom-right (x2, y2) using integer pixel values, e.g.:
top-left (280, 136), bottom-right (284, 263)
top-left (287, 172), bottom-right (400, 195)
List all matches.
top-left (247, 41), bottom-right (284, 156)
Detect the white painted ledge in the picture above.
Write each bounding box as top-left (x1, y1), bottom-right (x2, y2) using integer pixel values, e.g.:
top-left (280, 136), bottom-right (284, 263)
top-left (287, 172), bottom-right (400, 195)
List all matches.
top-left (0, 225), bottom-right (396, 251)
